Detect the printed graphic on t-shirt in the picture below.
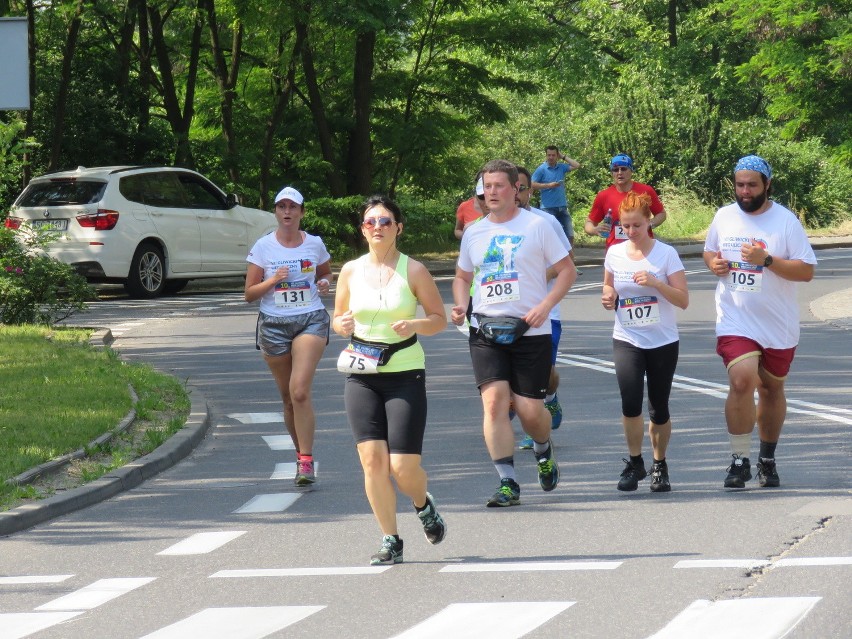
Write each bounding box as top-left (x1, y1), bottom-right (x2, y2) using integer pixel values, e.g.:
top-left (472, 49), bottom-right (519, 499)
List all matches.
top-left (479, 235), bottom-right (524, 305)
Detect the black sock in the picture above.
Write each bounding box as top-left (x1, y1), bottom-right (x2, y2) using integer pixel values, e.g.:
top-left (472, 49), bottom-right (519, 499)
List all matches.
top-left (630, 454), bottom-right (644, 465)
top-left (414, 501), bottom-right (427, 513)
top-left (654, 458), bottom-right (666, 465)
top-left (759, 440), bottom-right (777, 460)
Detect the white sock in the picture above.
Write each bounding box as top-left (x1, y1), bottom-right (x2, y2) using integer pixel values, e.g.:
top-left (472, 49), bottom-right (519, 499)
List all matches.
top-left (729, 433), bottom-right (752, 458)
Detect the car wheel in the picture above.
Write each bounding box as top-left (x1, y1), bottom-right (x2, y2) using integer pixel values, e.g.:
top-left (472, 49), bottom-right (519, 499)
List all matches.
top-left (125, 243), bottom-right (166, 298)
top-left (163, 279), bottom-right (189, 295)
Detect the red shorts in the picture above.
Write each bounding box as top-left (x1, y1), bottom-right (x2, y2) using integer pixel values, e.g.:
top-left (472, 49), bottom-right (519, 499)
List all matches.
top-left (716, 335), bottom-right (796, 379)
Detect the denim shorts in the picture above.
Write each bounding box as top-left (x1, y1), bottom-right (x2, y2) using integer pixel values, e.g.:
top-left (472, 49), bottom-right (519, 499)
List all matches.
top-left (256, 309), bottom-right (330, 356)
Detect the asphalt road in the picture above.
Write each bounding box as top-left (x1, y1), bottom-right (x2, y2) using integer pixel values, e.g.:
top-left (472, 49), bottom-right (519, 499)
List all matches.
top-left (1, 249), bottom-right (850, 639)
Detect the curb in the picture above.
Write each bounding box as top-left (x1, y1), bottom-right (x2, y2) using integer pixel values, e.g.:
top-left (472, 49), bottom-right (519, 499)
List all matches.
top-left (0, 385), bottom-right (210, 537)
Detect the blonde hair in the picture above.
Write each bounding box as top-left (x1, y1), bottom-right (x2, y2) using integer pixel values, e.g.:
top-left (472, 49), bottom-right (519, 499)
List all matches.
top-left (619, 192), bottom-right (653, 219)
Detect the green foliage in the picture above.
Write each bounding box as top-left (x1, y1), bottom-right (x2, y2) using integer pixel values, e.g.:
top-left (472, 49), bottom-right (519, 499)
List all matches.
top-left (302, 196), bottom-right (364, 260)
top-left (0, 227), bottom-right (96, 325)
top-left (0, 118), bottom-right (29, 211)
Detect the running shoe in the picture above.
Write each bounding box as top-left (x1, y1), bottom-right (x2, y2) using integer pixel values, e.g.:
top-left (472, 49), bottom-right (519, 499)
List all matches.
top-left (544, 395), bottom-right (563, 430)
top-left (370, 535), bottom-right (403, 565)
top-left (617, 457), bottom-right (647, 491)
top-left (294, 458), bottom-right (315, 486)
top-left (486, 478), bottom-right (521, 507)
top-left (417, 492), bottom-right (447, 544)
top-left (518, 434), bottom-right (534, 450)
top-left (756, 458), bottom-right (780, 488)
top-left (535, 441), bottom-right (560, 492)
top-left (649, 460), bottom-right (671, 493)
top-left (724, 454), bottom-right (752, 488)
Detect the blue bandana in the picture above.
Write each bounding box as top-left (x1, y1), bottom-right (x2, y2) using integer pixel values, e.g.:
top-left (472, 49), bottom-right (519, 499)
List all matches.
top-left (734, 155), bottom-right (772, 179)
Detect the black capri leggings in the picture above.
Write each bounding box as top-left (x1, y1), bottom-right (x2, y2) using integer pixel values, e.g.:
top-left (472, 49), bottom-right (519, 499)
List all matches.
top-left (612, 339), bottom-right (679, 425)
top-left (344, 370), bottom-right (427, 455)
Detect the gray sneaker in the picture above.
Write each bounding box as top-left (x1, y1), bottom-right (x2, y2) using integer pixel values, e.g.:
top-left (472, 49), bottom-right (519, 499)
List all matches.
top-left (370, 535), bottom-right (403, 565)
top-left (294, 458), bottom-right (315, 486)
top-left (417, 492), bottom-right (446, 544)
top-left (535, 440), bottom-right (560, 492)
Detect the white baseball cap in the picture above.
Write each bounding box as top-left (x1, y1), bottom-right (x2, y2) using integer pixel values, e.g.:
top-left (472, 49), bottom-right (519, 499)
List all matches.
top-left (274, 186), bottom-right (304, 205)
top-left (475, 177), bottom-right (485, 196)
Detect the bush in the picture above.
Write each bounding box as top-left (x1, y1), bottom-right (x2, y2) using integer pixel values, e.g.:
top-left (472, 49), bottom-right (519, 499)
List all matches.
top-left (0, 227), bottom-right (96, 325)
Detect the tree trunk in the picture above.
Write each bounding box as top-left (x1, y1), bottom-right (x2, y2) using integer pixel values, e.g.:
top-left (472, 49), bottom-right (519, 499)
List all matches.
top-left (667, 0), bottom-right (677, 47)
top-left (22, 0), bottom-right (36, 185)
top-left (347, 29), bottom-right (375, 196)
top-left (47, 0), bottom-right (85, 171)
top-left (204, 0), bottom-right (242, 185)
top-left (297, 19), bottom-right (346, 198)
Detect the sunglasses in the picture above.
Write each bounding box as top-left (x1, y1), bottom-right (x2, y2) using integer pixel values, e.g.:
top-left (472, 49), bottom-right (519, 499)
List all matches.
top-left (362, 216), bottom-right (395, 228)
top-left (518, 185), bottom-right (530, 192)
top-left (611, 166), bottom-right (631, 173)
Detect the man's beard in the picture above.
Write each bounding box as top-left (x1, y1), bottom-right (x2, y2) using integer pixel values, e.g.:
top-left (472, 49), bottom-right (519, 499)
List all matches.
top-left (736, 190), bottom-right (767, 212)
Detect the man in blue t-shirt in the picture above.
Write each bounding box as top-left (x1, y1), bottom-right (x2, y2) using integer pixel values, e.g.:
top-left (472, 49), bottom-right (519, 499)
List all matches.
top-left (531, 145), bottom-right (581, 261)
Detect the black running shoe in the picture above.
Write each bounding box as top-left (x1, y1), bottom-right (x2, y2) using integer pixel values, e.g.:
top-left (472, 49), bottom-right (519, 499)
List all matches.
top-left (724, 454), bottom-right (752, 488)
top-left (370, 535), bottom-right (403, 565)
top-left (417, 492), bottom-right (447, 544)
top-left (535, 441), bottom-right (560, 492)
top-left (756, 458), bottom-right (780, 488)
top-left (617, 457), bottom-right (647, 491)
top-left (650, 460), bottom-right (671, 493)
top-left (486, 478), bottom-right (521, 507)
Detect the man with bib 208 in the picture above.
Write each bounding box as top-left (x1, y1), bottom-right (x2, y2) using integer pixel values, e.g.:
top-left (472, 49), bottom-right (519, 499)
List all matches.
top-left (703, 155), bottom-right (816, 489)
top-left (451, 160), bottom-right (577, 507)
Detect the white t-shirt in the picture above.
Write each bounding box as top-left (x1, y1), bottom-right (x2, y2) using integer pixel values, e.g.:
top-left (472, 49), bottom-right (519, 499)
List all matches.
top-left (246, 231), bottom-right (331, 317)
top-left (528, 206), bottom-right (572, 322)
top-left (704, 201), bottom-right (817, 348)
top-left (604, 240), bottom-right (684, 349)
top-left (458, 207), bottom-right (569, 337)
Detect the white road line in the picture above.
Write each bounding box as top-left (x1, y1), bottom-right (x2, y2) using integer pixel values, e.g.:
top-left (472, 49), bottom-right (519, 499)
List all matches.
top-left (233, 493), bottom-right (301, 514)
top-left (211, 567), bottom-right (390, 578)
top-left (557, 353), bottom-right (852, 425)
top-left (157, 531), bottom-right (247, 556)
top-left (775, 557), bottom-right (852, 567)
top-left (0, 612), bottom-right (82, 639)
top-left (440, 560), bottom-right (621, 573)
top-left (270, 462), bottom-right (319, 480)
top-left (228, 412), bottom-right (284, 424)
top-left (390, 601), bottom-right (574, 639)
top-left (0, 575), bottom-right (74, 585)
top-left (674, 559), bottom-right (769, 569)
top-left (647, 597), bottom-right (821, 639)
top-left (35, 577), bottom-right (155, 611)
top-left (138, 606), bottom-right (325, 639)
top-left (261, 435), bottom-right (295, 450)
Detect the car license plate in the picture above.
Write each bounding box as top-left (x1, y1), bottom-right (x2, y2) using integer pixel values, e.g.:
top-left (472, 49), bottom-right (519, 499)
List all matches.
top-left (31, 219), bottom-right (69, 231)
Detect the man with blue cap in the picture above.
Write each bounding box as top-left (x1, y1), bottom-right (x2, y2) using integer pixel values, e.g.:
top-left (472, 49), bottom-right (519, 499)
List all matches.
top-left (703, 155), bottom-right (817, 489)
top-left (584, 154), bottom-right (666, 250)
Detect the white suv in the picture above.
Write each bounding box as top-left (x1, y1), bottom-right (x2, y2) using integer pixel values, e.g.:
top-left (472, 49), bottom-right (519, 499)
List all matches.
top-left (5, 166), bottom-right (277, 297)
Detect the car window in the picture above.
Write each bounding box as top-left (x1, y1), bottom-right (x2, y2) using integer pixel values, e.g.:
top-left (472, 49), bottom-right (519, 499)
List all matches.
top-left (17, 179), bottom-right (106, 206)
top-left (136, 172), bottom-right (188, 208)
top-left (177, 173), bottom-right (227, 209)
top-left (119, 174), bottom-right (149, 205)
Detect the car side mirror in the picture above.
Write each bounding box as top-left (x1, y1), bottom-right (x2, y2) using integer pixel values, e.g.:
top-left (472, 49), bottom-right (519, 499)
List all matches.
top-left (226, 193), bottom-right (240, 209)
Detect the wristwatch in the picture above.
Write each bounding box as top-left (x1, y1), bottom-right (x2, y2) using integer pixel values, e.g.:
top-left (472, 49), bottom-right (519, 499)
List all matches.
top-left (763, 254), bottom-right (774, 267)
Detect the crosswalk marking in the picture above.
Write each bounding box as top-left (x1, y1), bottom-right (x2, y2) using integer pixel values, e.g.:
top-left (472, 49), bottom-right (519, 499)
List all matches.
top-left (775, 556), bottom-right (852, 567)
top-left (35, 577), bottom-right (155, 611)
top-left (270, 462), bottom-right (318, 480)
top-left (440, 560), bottom-right (621, 573)
top-left (157, 531), bottom-right (247, 556)
top-left (233, 493), bottom-right (301, 514)
top-left (674, 559), bottom-right (769, 569)
top-left (261, 435), bottom-right (294, 450)
top-left (390, 601), bottom-right (574, 639)
top-left (0, 575), bottom-right (74, 585)
top-left (211, 567), bottom-right (390, 578)
top-left (228, 413), bottom-right (284, 425)
top-left (648, 597), bottom-right (821, 639)
top-left (0, 612), bottom-right (83, 639)
top-left (137, 606), bottom-right (324, 639)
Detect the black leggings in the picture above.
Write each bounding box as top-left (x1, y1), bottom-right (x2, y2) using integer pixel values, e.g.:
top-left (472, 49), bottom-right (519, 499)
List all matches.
top-left (612, 339), bottom-right (679, 425)
top-left (344, 370), bottom-right (427, 455)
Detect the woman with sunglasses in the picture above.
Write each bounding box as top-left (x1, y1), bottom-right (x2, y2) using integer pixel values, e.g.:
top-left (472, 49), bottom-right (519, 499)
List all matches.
top-left (245, 186), bottom-right (332, 487)
top-left (600, 192), bottom-right (688, 492)
top-left (332, 195), bottom-right (448, 565)
top-left (584, 154), bottom-right (667, 251)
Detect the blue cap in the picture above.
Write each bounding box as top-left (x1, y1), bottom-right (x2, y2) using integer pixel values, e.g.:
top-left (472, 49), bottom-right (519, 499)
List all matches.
top-left (734, 155), bottom-right (772, 179)
top-left (610, 154), bottom-right (633, 170)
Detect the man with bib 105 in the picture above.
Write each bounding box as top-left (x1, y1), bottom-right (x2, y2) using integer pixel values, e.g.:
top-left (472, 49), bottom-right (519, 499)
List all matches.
top-left (703, 155), bottom-right (816, 490)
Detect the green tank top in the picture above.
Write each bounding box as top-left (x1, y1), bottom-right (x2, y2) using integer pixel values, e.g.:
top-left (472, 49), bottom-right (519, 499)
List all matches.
top-left (350, 253), bottom-right (425, 372)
